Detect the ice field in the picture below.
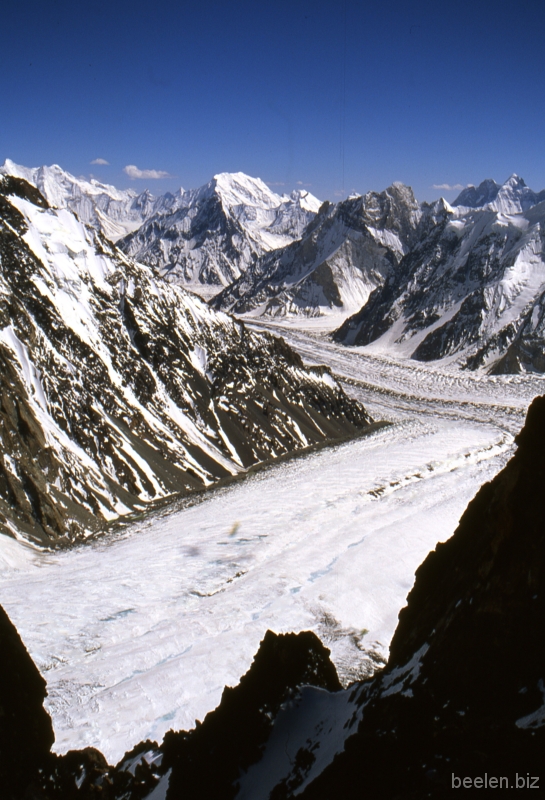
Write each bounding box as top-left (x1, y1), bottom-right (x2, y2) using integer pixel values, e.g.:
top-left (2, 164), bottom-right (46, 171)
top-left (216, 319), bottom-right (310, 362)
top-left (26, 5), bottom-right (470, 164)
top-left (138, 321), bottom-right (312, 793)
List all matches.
top-left (1, 329), bottom-right (543, 763)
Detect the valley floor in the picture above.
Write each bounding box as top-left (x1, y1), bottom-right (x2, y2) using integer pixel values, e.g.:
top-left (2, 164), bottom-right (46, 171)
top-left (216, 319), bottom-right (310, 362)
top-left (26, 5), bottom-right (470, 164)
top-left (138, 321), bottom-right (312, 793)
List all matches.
top-left (1, 328), bottom-right (543, 764)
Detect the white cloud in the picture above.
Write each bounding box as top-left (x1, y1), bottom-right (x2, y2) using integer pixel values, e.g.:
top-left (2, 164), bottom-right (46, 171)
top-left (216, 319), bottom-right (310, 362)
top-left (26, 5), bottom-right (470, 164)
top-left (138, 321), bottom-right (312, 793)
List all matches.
top-left (266, 181), bottom-right (285, 187)
top-left (296, 180), bottom-right (312, 186)
top-left (432, 183), bottom-right (466, 191)
top-left (123, 164), bottom-right (171, 180)
top-left (90, 158), bottom-right (109, 165)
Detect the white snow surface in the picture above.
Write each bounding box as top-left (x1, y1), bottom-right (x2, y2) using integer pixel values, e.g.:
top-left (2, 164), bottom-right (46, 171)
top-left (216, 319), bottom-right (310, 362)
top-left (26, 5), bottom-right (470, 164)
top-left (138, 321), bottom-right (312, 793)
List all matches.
top-left (0, 159), bottom-right (160, 241)
top-left (1, 328), bottom-right (544, 764)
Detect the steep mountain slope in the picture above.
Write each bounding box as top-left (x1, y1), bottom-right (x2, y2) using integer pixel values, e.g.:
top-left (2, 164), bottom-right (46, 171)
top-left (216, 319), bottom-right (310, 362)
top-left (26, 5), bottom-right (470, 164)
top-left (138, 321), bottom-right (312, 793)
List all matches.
top-left (0, 175), bottom-right (371, 546)
top-left (120, 173), bottom-right (321, 289)
top-left (213, 183), bottom-right (421, 320)
top-left (0, 159), bottom-right (182, 242)
top-left (335, 179), bottom-right (545, 374)
top-left (2, 397), bottom-right (544, 798)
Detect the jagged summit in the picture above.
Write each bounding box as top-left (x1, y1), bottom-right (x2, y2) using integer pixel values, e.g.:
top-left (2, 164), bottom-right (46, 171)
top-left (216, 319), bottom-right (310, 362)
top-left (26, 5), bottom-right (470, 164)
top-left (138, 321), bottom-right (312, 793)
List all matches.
top-left (334, 173), bottom-right (545, 373)
top-left (213, 182), bottom-right (422, 320)
top-left (120, 171), bottom-right (322, 288)
top-left (452, 178), bottom-right (499, 208)
top-left (453, 173), bottom-right (545, 215)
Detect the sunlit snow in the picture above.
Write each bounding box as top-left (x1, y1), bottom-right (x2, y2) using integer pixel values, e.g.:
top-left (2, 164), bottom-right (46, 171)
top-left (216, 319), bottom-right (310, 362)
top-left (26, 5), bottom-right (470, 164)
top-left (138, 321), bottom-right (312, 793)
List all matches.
top-left (1, 326), bottom-right (537, 763)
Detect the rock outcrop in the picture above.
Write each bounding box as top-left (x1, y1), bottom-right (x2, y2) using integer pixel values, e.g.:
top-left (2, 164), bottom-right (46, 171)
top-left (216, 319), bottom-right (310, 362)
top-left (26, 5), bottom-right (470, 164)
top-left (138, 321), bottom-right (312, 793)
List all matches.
top-left (0, 604), bottom-right (54, 799)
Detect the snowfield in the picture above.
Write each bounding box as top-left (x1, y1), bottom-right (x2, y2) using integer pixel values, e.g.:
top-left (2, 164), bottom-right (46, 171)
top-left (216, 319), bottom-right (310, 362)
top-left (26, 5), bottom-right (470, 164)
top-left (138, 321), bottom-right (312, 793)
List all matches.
top-left (1, 329), bottom-right (544, 764)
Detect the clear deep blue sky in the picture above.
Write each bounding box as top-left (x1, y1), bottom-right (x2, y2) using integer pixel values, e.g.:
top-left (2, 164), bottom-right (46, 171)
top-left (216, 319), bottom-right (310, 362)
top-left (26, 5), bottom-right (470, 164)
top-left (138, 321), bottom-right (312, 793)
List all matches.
top-left (2, 0), bottom-right (544, 202)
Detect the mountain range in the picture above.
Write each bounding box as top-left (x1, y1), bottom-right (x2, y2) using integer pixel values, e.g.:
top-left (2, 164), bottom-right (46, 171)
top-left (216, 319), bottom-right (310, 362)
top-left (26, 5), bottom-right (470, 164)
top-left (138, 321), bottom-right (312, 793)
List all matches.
top-left (335, 176), bottom-right (545, 373)
top-left (0, 161), bottom-right (322, 293)
top-left (4, 159), bottom-right (545, 375)
top-left (212, 182), bottom-right (421, 319)
top-left (120, 172), bottom-right (321, 290)
top-left (0, 159), bottom-right (180, 242)
top-left (0, 173), bottom-right (371, 546)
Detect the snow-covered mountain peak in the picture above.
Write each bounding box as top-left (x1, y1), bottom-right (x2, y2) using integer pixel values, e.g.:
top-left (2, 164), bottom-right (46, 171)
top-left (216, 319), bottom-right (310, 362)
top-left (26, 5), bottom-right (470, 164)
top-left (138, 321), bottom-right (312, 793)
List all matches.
top-left (1, 158), bottom-right (39, 185)
top-left (1, 160), bottom-right (129, 205)
top-left (120, 172), bottom-right (322, 287)
top-left (288, 188), bottom-right (322, 213)
top-left (436, 196), bottom-right (454, 213)
top-left (490, 173), bottom-right (537, 214)
top-left (453, 174), bottom-right (545, 215)
top-left (211, 171), bottom-right (284, 211)
top-left (504, 172), bottom-right (524, 185)
top-left (0, 159), bottom-right (186, 241)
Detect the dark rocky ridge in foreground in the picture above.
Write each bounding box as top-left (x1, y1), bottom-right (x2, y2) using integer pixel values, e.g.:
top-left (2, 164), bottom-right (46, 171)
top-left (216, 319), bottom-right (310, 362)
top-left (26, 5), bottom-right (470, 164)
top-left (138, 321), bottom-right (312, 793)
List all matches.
top-left (0, 176), bottom-right (371, 546)
top-left (297, 397), bottom-right (545, 798)
top-left (2, 397), bottom-right (545, 797)
top-left (0, 604), bottom-right (54, 799)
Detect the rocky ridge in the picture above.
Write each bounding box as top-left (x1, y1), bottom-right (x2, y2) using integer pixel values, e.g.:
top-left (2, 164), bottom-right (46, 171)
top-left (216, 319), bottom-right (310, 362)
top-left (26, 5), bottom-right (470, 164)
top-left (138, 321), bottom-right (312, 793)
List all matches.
top-left (0, 175), bottom-right (371, 545)
top-left (335, 176), bottom-right (545, 373)
top-left (213, 182), bottom-right (421, 320)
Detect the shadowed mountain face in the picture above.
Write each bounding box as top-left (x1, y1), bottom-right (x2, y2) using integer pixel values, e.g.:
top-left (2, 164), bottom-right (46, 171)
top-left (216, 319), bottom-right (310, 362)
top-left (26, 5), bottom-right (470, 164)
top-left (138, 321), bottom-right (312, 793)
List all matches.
top-left (2, 396), bottom-right (545, 797)
top-left (0, 176), bottom-right (371, 545)
top-left (0, 604), bottom-right (54, 800)
top-left (294, 394), bottom-right (545, 798)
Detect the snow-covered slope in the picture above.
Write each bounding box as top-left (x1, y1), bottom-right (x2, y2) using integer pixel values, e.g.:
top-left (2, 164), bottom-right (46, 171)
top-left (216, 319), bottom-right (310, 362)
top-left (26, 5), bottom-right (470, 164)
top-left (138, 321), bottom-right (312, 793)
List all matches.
top-left (335, 185), bottom-right (545, 373)
top-left (213, 183), bottom-right (421, 321)
top-left (0, 159), bottom-right (182, 242)
top-left (0, 175), bottom-right (370, 545)
top-left (120, 172), bottom-right (322, 288)
top-left (453, 173), bottom-right (545, 215)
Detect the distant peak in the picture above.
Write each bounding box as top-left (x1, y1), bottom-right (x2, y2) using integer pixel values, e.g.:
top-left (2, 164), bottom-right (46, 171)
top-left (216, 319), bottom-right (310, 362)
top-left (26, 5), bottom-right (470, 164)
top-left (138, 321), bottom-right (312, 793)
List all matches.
top-left (503, 173), bottom-right (525, 186)
top-left (387, 182), bottom-right (418, 205)
top-left (452, 178), bottom-right (500, 208)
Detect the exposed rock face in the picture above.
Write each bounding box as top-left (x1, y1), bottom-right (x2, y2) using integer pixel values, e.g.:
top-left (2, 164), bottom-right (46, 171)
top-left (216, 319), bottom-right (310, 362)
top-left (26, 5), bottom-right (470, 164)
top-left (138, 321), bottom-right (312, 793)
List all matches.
top-left (0, 625), bottom-right (340, 799)
top-left (120, 173), bottom-right (321, 289)
top-left (0, 604), bottom-right (54, 799)
top-left (213, 183), bottom-right (421, 320)
top-left (294, 394), bottom-right (545, 797)
top-left (335, 187), bottom-right (545, 373)
top-left (161, 630), bottom-right (341, 800)
top-left (0, 176), bottom-right (371, 545)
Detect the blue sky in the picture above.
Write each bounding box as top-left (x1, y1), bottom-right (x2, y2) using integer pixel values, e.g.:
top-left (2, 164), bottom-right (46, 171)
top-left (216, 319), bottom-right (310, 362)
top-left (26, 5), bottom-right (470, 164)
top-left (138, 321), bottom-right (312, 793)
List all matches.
top-left (2, 0), bottom-right (545, 202)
